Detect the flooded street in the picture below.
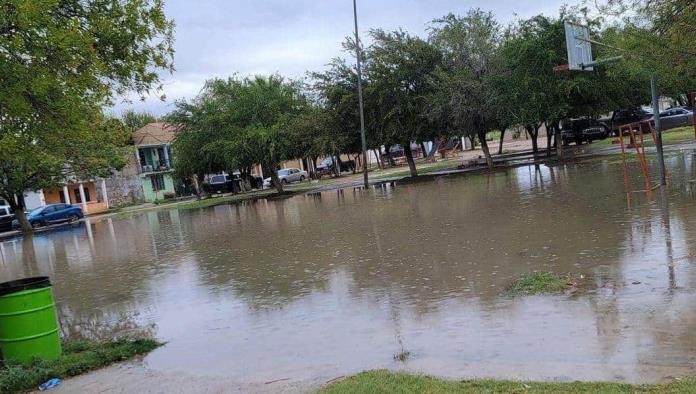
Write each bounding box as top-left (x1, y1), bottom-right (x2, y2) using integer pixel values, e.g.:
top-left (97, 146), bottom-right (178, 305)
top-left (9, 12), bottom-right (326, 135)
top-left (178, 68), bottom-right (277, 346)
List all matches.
top-left (3, 152), bottom-right (696, 387)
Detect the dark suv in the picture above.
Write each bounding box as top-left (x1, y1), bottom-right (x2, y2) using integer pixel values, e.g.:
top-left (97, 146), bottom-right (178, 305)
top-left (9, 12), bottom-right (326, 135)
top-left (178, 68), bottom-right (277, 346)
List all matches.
top-left (561, 118), bottom-right (610, 146)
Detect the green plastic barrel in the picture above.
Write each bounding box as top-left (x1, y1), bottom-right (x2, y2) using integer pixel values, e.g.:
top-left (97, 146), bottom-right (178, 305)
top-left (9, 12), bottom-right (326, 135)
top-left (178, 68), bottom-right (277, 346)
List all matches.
top-left (0, 277), bottom-right (62, 363)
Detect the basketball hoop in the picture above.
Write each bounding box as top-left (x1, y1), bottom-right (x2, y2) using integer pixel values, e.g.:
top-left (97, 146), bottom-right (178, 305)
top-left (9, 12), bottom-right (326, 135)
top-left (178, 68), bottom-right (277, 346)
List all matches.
top-left (553, 64), bottom-right (571, 72)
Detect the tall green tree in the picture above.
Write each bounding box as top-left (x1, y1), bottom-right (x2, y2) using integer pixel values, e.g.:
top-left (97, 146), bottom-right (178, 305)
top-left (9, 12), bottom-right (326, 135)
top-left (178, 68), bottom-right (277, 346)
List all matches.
top-left (171, 75), bottom-right (309, 194)
top-left (121, 110), bottom-right (158, 133)
top-left (428, 10), bottom-right (503, 169)
top-left (310, 57), bottom-right (383, 173)
top-left (0, 0), bottom-right (174, 231)
top-left (365, 29), bottom-right (442, 177)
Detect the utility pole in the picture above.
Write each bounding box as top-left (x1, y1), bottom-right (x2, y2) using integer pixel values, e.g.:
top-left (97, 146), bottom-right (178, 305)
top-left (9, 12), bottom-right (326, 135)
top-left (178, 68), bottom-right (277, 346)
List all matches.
top-left (651, 75), bottom-right (667, 186)
top-left (353, 0), bottom-right (369, 188)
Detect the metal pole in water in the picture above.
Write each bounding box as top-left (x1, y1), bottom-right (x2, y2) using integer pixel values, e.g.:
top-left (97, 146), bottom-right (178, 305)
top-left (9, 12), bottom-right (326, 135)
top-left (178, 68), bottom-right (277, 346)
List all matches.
top-left (651, 75), bottom-right (667, 187)
top-left (353, 0), bottom-right (369, 189)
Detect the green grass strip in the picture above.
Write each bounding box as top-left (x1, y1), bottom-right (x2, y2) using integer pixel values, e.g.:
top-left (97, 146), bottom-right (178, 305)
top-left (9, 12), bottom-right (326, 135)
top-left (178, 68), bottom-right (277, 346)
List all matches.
top-left (0, 338), bottom-right (161, 393)
top-left (319, 370), bottom-right (696, 393)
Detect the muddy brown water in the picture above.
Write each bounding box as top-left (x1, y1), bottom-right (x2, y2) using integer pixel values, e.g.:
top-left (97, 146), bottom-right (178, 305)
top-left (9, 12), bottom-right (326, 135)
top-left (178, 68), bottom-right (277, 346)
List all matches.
top-left (3, 152), bottom-right (696, 385)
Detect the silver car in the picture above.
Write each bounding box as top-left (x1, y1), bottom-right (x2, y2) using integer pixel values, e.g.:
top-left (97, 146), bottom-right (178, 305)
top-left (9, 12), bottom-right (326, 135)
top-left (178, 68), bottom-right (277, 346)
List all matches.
top-left (263, 168), bottom-right (308, 187)
top-left (653, 107), bottom-right (693, 131)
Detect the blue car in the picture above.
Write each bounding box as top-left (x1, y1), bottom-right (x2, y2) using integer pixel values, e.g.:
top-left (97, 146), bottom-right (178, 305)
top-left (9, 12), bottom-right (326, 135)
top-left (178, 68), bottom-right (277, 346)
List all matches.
top-left (11, 204), bottom-right (84, 230)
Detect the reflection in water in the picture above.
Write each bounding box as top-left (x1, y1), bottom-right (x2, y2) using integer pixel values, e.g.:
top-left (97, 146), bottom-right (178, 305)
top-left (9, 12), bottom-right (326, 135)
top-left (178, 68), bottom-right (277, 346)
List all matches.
top-left (3, 152), bottom-right (696, 383)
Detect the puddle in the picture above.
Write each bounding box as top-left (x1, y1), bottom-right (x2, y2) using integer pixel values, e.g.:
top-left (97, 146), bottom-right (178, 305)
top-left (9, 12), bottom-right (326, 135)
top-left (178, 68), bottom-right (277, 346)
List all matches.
top-left (2, 151), bottom-right (696, 383)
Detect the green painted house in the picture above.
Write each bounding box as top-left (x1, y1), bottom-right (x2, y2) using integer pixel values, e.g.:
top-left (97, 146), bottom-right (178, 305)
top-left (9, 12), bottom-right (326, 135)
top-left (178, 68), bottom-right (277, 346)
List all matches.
top-left (133, 123), bottom-right (177, 202)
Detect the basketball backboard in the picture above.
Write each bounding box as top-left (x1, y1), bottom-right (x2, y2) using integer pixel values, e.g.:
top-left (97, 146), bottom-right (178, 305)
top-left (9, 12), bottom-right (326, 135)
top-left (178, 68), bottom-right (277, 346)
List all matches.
top-left (564, 22), bottom-right (593, 71)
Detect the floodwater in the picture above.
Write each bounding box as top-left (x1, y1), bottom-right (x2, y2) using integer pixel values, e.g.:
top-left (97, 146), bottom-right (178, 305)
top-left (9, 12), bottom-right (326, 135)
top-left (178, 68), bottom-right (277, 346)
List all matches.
top-left (3, 152), bottom-right (696, 386)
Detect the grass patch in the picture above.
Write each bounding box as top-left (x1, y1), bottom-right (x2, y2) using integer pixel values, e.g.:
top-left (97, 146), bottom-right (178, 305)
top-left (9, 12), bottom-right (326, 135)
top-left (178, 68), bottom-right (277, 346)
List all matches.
top-left (319, 370), bottom-right (696, 394)
top-left (372, 160), bottom-right (460, 180)
top-left (504, 272), bottom-right (574, 296)
top-left (393, 351), bottom-right (412, 362)
top-left (0, 338), bottom-right (161, 393)
top-left (585, 126), bottom-right (695, 151)
top-left (176, 184), bottom-right (319, 210)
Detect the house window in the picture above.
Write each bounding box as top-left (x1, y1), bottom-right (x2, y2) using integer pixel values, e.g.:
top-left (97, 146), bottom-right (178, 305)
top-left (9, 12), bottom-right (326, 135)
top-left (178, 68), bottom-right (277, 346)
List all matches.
top-left (73, 188), bottom-right (91, 203)
top-left (151, 174), bottom-right (166, 192)
top-left (138, 149), bottom-right (147, 168)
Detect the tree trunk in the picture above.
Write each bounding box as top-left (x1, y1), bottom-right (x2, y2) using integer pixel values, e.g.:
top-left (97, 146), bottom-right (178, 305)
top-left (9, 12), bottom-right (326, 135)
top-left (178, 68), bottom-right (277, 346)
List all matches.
top-left (554, 120), bottom-right (563, 159)
top-left (526, 124), bottom-right (539, 155)
top-left (403, 142), bottom-right (418, 177)
top-left (373, 149), bottom-right (383, 169)
top-left (546, 122), bottom-right (553, 157)
top-left (333, 155), bottom-right (341, 176)
top-left (478, 130), bottom-right (494, 170)
top-left (387, 148), bottom-right (396, 167)
top-left (8, 196), bottom-right (32, 233)
top-left (194, 174), bottom-right (205, 198)
top-left (426, 137), bottom-right (443, 161)
top-left (468, 135), bottom-right (476, 150)
top-left (498, 128), bottom-right (506, 155)
top-left (420, 142), bottom-right (428, 158)
top-left (271, 172), bottom-right (284, 193)
top-left (265, 164), bottom-right (284, 193)
top-left (240, 167), bottom-right (253, 192)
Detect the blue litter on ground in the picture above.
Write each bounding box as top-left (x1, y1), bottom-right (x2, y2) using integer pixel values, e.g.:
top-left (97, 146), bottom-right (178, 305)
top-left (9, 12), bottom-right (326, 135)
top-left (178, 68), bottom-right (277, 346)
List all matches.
top-left (39, 378), bottom-right (61, 391)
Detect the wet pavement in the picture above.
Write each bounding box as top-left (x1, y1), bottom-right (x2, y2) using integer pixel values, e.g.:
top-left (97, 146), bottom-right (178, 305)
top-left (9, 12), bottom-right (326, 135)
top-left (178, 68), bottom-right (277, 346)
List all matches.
top-left (5, 151), bottom-right (696, 390)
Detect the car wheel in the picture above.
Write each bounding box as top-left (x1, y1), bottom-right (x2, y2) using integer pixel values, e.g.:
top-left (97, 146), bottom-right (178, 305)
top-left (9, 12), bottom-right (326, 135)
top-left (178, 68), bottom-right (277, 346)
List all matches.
top-left (31, 221), bottom-right (43, 229)
top-left (281, 179), bottom-right (287, 185)
top-left (300, 175), bottom-right (306, 182)
top-left (68, 214), bottom-right (79, 223)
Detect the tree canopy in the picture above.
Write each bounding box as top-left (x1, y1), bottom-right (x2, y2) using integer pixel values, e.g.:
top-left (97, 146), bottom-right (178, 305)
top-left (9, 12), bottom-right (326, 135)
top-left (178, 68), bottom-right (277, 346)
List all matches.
top-left (170, 75), bottom-right (309, 193)
top-left (0, 0), bottom-right (174, 231)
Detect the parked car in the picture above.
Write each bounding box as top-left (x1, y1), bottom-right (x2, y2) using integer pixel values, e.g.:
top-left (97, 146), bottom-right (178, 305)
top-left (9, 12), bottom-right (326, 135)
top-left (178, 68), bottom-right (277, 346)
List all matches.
top-left (561, 118), bottom-right (610, 146)
top-left (263, 168), bottom-right (308, 187)
top-left (317, 157), bottom-right (355, 172)
top-left (11, 204), bottom-right (83, 230)
top-left (602, 108), bottom-right (653, 135)
top-left (387, 144), bottom-right (422, 159)
top-left (651, 107), bottom-right (693, 130)
top-left (206, 173), bottom-right (240, 194)
top-left (0, 205), bottom-right (14, 232)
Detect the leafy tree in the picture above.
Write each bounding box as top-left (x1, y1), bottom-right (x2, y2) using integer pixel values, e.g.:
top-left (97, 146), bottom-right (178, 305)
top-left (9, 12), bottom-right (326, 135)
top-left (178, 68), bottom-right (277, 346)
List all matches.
top-left (428, 10), bottom-right (502, 169)
top-left (170, 75), bottom-right (308, 194)
top-left (310, 60), bottom-right (360, 171)
top-left (121, 110), bottom-right (158, 133)
top-left (602, 0), bottom-right (696, 97)
top-left (365, 29), bottom-right (442, 176)
top-left (0, 0), bottom-right (174, 231)
top-left (310, 57), bottom-right (382, 174)
top-left (495, 11), bottom-right (657, 159)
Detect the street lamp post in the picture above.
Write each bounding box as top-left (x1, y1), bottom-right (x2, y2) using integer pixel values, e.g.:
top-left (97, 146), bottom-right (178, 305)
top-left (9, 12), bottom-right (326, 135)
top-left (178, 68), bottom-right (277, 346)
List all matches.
top-left (353, 0), bottom-right (369, 188)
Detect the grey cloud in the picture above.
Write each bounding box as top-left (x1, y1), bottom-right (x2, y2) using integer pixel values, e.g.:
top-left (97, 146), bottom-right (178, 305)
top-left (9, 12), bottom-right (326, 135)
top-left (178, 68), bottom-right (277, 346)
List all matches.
top-left (113, 0), bottom-right (576, 116)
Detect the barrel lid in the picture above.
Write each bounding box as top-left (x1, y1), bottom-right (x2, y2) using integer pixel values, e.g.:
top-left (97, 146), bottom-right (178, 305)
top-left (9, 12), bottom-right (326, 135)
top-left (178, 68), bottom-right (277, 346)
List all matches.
top-left (0, 277), bottom-right (51, 297)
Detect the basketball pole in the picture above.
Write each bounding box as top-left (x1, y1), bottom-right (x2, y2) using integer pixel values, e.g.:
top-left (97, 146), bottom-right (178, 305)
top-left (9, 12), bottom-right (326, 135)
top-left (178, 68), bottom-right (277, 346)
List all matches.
top-left (651, 75), bottom-right (667, 186)
top-left (567, 24), bottom-right (668, 188)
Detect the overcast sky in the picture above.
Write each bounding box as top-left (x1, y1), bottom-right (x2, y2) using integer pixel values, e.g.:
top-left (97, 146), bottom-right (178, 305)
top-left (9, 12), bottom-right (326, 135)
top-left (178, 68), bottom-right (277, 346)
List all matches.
top-left (113, 0), bottom-right (579, 116)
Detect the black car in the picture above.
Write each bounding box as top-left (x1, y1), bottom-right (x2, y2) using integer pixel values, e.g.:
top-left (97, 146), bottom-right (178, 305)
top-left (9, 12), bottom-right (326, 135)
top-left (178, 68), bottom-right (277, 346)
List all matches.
top-left (604, 108), bottom-right (653, 135)
top-left (206, 174), bottom-right (242, 194)
top-left (317, 158), bottom-right (355, 176)
top-left (561, 118), bottom-right (610, 146)
top-left (0, 206), bottom-right (14, 232)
